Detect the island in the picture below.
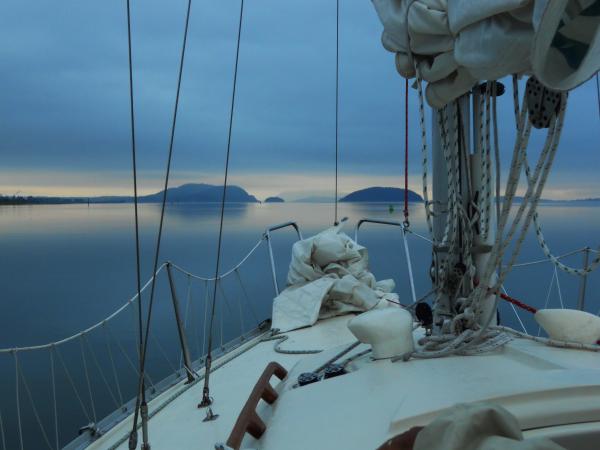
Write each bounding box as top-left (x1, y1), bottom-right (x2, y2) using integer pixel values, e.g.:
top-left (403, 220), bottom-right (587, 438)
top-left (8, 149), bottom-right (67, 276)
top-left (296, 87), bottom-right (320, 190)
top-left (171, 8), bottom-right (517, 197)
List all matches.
top-left (340, 187), bottom-right (423, 203)
top-left (140, 183), bottom-right (258, 203)
top-left (0, 183), bottom-right (259, 205)
top-left (264, 196), bottom-right (285, 203)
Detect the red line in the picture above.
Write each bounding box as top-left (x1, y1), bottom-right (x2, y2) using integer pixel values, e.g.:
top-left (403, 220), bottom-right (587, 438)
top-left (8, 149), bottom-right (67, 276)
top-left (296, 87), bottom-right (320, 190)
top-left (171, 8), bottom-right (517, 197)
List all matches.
top-left (498, 291), bottom-right (538, 314)
top-left (474, 279), bottom-right (538, 314)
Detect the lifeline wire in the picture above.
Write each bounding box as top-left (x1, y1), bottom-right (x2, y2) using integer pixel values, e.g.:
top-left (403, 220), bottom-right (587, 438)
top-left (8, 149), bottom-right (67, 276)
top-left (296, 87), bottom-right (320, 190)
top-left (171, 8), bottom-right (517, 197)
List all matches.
top-left (129, 0), bottom-right (193, 445)
top-left (201, 0), bottom-right (245, 409)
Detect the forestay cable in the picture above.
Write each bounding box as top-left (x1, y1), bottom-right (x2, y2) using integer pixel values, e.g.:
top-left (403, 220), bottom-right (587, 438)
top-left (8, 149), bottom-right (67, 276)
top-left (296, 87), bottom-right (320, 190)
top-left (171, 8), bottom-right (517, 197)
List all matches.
top-left (596, 73), bottom-right (600, 120)
top-left (200, 0), bottom-right (245, 412)
top-left (128, 0), bottom-right (193, 446)
top-left (403, 78), bottom-right (410, 226)
top-left (124, 0), bottom-right (145, 445)
top-left (334, 0), bottom-right (340, 225)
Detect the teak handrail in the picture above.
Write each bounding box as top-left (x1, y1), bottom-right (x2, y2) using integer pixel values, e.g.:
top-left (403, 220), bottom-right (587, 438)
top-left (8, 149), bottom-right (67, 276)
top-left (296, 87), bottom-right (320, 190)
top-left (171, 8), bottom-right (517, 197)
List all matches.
top-left (226, 361), bottom-right (288, 450)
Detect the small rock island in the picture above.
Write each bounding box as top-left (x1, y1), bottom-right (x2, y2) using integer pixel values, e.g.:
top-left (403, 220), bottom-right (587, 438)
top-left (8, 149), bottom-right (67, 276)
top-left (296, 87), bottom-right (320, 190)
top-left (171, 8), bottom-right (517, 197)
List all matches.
top-left (340, 187), bottom-right (422, 203)
top-left (264, 196), bottom-right (285, 203)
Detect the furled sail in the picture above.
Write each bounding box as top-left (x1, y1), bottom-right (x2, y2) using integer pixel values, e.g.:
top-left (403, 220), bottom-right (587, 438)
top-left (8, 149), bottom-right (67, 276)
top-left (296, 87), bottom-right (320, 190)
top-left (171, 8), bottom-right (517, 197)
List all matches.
top-left (272, 224), bottom-right (399, 332)
top-left (372, 0), bottom-right (600, 107)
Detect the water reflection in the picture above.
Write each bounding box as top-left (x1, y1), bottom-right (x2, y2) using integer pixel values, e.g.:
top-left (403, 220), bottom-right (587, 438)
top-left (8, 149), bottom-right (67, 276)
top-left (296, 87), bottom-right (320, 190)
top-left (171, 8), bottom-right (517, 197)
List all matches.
top-left (0, 202), bottom-right (599, 448)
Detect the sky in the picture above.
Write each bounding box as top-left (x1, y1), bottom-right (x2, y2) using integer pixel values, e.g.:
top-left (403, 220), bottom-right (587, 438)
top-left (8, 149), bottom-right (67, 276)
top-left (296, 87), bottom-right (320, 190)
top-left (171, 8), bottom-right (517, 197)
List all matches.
top-left (0, 0), bottom-right (599, 201)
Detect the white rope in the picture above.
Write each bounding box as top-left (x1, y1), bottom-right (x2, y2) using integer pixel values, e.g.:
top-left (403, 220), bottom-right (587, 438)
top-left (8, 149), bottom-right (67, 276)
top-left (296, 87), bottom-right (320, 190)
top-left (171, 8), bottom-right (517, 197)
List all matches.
top-left (525, 168), bottom-right (600, 276)
top-left (415, 67), bottom-right (435, 239)
top-left (0, 263), bottom-right (167, 354)
top-left (82, 333), bottom-right (120, 409)
top-left (538, 269), bottom-right (557, 336)
top-left (234, 268), bottom-right (260, 326)
top-left (260, 333), bottom-right (322, 355)
top-left (0, 239), bottom-right (263, 355)
top-left (406, 228), bottom-right (434, 244)
top-left (510, 248), bottom-right (586, 268)
top-left (168, 237), bottom-right (265, 282)
top-left (478, 82), bottom-right (492, 240)
top-left (103, 324), bottom-right (124, 406)
top-left (496, 325), bottom-right (600, 352)
top-left (79, 335), bottom-right (98, 424)
top-left (179, 276), bottom-right (193, 369)
top-left (15, 355), bottom-right (53, 449)
top-left (492, 81), bottom-right (501, 225)
top-left (510, 76), bottom-right (600, 278)
top-left (234, 277), bottom-right (246, 335)
top-left (151, 330), bottom-right (178, 374)
top-left (413, 87), bottom-right (567, 358)
top-left (202, 280), bottom-right (210, 356)
top-left (188, 280), bottom-right (202, 359)
top-left (105, 321), bottom-right (155, 389)
top-left (49, 349), bottom-right (59, 450)
top-left (554, 266), bottom-right (564, 309)
top-left (14, 352), bottom-right (24, 450)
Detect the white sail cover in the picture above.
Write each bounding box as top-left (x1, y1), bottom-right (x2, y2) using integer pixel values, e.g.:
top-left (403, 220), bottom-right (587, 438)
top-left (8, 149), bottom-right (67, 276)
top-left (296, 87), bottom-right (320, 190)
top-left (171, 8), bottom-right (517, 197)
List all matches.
top-left (372, 0), bottom-right (600, 107)
top-left (272, 225), bottom-right (399, 333)
top-left (413, 403), bottom-right (564, 450)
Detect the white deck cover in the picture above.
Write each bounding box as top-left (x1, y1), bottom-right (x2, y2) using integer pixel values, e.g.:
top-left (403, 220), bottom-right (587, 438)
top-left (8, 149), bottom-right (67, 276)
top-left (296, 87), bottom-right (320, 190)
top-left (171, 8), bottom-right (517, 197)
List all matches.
top-left (89, 314), bottom-right (600, 450)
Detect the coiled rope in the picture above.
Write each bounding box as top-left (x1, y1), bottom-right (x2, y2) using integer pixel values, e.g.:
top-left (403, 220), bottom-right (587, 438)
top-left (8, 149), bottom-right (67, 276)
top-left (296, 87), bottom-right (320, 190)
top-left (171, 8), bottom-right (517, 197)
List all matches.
top-left (412, 75), bottom-right (569, 358)
top-left (513, 80), bottom-right (600, 277)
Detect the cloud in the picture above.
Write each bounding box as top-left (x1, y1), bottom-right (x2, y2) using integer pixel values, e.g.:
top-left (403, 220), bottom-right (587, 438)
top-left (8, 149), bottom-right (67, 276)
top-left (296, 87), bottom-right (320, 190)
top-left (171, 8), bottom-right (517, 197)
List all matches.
top-left (0, 0), bottom-right (598, 200)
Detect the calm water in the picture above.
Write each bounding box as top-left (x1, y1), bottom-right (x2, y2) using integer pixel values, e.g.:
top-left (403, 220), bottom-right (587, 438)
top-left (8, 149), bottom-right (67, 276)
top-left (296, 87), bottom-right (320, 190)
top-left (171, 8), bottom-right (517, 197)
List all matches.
top-left (1, 202), bottom-right (599, 448)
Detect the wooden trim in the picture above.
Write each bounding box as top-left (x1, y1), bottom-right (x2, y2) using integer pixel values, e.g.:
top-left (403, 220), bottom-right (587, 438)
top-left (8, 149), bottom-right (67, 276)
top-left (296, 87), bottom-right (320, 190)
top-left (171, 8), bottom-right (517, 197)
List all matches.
top-left (226, 361), bottom-right (288, 450)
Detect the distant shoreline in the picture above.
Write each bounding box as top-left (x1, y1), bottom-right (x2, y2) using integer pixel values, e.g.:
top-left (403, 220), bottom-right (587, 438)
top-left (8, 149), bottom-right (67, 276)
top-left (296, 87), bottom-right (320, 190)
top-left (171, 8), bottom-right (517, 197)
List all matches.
top-left (3, 199), bottom-right (600, 207)
top-left (2, 182), bottom-right (599, 206)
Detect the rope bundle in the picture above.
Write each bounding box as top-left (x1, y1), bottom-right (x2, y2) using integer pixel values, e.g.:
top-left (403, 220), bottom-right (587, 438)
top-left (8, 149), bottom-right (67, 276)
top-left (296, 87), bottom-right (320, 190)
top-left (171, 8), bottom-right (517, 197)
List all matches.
top-left (413, 71), bottom-right (570, 358)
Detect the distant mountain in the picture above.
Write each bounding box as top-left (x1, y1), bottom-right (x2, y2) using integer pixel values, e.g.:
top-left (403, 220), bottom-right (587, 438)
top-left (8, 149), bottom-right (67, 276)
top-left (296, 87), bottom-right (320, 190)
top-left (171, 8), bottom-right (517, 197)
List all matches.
top-left (502, 196), bottom-right (600, 205)
top-left (570, 198), bottom-right (600, 204)
top-left (0, 183), bottom-right (258, 205)
top-left (340, 187), bottom-right (423, 203)
top-left (139, 183), bottom-right (258, 203)
top-left (264, 196), bottom-right (284, 203)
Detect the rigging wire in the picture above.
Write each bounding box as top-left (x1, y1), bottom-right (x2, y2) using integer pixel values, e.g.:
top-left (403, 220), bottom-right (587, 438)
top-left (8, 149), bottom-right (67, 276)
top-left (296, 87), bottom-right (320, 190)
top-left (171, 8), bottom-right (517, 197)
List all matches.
top-left (124, 0), bottom-right (145, 444)
top-left (334, 0), bottom-right (340, 225)
top-left (596, 73), bottom-right (600, 120)
top-left (129, 0), bottom-right (193, 446)
top-left (403, 77), bottom-right (409, 226)
top-left (200, 0), bottom-right (245, 411)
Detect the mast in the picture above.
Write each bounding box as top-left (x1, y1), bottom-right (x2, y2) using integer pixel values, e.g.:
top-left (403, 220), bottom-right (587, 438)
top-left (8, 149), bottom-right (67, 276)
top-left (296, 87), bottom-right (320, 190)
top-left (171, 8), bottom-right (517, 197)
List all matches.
top-left (431, 90), bottom-right (498, 331)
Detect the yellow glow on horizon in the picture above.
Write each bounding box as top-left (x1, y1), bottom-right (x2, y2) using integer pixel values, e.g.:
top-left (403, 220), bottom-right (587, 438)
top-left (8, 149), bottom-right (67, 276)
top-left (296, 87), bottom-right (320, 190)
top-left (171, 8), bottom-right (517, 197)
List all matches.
top-left (2, 168), bottom-right (597, 201)
top-left (0, 169), bottom-right (423, 201)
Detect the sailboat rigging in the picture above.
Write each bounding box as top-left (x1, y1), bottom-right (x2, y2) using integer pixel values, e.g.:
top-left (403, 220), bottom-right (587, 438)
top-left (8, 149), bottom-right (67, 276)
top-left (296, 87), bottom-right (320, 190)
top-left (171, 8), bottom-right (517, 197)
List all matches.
top-left (2, 1), bottom-right (600, 449)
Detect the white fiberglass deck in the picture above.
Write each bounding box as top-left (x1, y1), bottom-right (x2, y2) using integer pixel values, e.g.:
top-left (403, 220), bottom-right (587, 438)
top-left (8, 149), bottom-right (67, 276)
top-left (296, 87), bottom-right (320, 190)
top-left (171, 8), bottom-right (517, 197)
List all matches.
top-left (90, 314), bottom-right (600, 450)
top-left (89, 315), bottom-right (356, 450)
